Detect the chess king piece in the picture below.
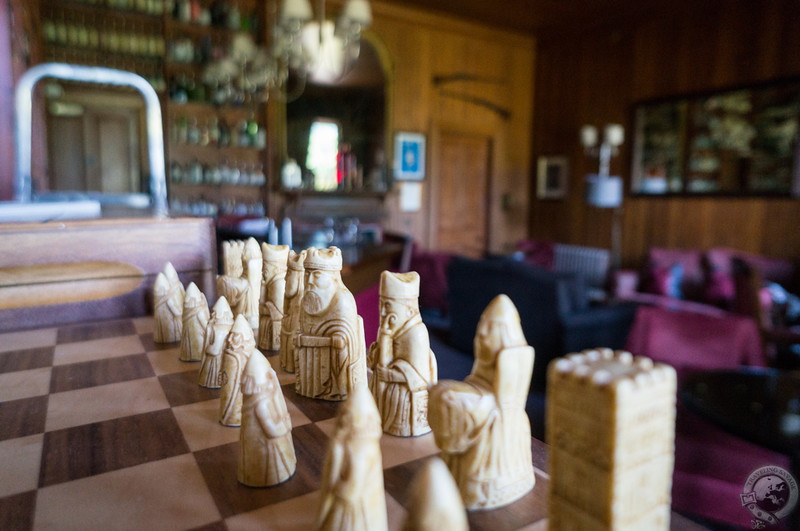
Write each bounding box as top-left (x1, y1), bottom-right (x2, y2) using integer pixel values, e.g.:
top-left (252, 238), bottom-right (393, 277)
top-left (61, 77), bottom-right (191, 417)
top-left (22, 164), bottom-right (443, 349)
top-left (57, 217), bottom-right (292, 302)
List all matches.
top-left (368, 271), bottom-right (438, 437)
top-left (295, 247), bottom-right (367, 401)
top-left (179, 283), bottom-right (210, 362)
top-left (428, 294), bottom-right (536, 510)
top-left (402, 457), bottom-right (468, 531)
top-left (547, 349), bottom-right (676, 530)
top-left (219, 314), bottom-right (257, 426)
top-left (217, 238), bottom-right (262, 330)
top-left (198, 296), bottom-right (234, 388)
top-left (237, 350), bottom-right (297, 487)
top-left (317, 385), bottom-right (387, 531)
top-left (153, 271), bottom-right (183, 343)
top-left (257, 243), bottom-right (290, 352)
top-left (279, 249), bottom-right (307, 373)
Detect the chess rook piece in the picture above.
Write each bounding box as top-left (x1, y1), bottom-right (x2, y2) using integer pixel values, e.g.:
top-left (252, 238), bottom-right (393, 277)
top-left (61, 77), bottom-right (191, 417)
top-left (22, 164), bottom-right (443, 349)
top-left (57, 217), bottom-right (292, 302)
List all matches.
top-left (547, 349), bottom-right (676, 530)
top-left (237, 350), bottom-right (297, 487)
top-left (198, 296), bottom-right (234, 388)
top-left (317, 386), bottom-right (387, 531)
top-left (279, 249), bottom-right (307, 373)
top-left (217, 238), bottom-right (262, 331)
top-left (222, 240), bottom-right (245, 277)
top-left (429, 294), bottom-right (536, 510)
top-left (368, 271), bottom-right (438, 437)
top-left (153, 271), bottom-right (183, 343)
top-left (295, 247), bottom-right (367, 401)
top-left (219, 314), bottom-right (257, 426)
top-left (402, 457), bottom-right (468, 531)
top-left (257, 243), bottom-right (290, 352)
top-left (179, 283), bottom-right (210, 362)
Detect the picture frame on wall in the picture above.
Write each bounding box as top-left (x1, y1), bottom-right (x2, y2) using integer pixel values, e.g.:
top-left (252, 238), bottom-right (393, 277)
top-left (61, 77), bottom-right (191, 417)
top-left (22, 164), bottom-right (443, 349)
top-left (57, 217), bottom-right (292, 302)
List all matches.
top-left (394, 132), bottom-right (426, 181)
top-left (537, 156), bottom-right (568, 199)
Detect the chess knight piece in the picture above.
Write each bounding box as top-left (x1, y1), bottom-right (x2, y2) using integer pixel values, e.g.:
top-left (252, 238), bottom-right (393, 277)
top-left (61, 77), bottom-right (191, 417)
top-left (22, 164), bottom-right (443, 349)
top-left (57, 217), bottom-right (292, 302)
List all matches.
top-left (402, 457), bottom-right (468, 531)
top-left (368, 271), bottom-right (438, 437)
top-left (428, 294), bottom-right (536, 510)
top-left (317, 386), bottom-right (387, 531)
top-left (179, 283), bottom-right (210, 362)
top-left (237, 350), bottom-right (297, 487)
top-left (279, 249), bottom-right (307, 373)
top-left (257, 243), bottom-right (290, 352)
top-left (153, 271), bottom-right (183, 343)
top-left (219, 314), bottom-right (257, 426)
top-left (217, 238), bottom-right (262, 330)
top-left (198, 296), bottom-right (234, 388)
top-left (295, 247), bottom-right (366, 401)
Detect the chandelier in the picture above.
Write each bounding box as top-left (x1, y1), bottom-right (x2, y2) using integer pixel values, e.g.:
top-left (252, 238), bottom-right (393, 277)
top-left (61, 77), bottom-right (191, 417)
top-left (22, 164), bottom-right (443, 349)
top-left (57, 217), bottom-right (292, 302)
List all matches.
top-left (204, 0), bottom-right (372, 101)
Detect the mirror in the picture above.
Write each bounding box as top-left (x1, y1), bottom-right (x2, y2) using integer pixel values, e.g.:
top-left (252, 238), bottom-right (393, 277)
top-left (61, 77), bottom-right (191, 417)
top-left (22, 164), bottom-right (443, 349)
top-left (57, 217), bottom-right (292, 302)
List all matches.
top-left (284, 35), bottom-right (389, 193)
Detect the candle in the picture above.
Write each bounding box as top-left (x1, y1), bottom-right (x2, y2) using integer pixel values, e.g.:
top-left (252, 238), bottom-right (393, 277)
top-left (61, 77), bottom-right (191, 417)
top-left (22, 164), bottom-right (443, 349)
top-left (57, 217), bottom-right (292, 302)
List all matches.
top-left (580, 125), bottom-right (598, 148)
top-left (281, 217), bottom-right (293, 249)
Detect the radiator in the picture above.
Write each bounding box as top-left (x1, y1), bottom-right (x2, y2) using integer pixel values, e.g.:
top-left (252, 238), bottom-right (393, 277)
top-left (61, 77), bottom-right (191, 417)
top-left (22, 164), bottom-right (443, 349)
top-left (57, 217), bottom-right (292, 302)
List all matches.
top-left (553, 244), bottom-right (611, 290)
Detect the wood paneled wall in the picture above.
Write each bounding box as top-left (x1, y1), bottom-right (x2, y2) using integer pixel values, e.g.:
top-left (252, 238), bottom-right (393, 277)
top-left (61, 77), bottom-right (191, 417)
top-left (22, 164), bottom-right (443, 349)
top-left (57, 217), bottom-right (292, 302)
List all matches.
top-left (531, 0), bottom-right (800, 266)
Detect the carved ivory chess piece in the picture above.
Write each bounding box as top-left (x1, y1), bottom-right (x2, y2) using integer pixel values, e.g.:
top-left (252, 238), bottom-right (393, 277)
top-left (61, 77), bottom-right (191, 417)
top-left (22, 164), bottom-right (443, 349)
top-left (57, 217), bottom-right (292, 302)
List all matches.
top-left (219, 314), bottom-right (257, 426)
top-left (217, 238), bottom-right (262, 330)
top-left (547, 349), bottom-right (676, 530)
top-left (153, 271), bottom-right (183, 343)
top-left (279, 249), bottom-right (307, 373)
top-left (222, 240), bottom-right (245, 277)
top-left (237, 349), bottom-right (297, 487)
top-left (198, 296), bottom-right (234, 388)
top-left (179, 283), bottom-right (210, 362)
top-left (317, 385), bottom-right (387, 531)
top-left (295, 247), bottom-right (367, 401)
top-left (402, 457), bottom-right (468, 531)
top-left (257, 243), bottom-right (290, 352)
top-left (163, 261), bottom-right (185, 299)
top-left (368, 271), bottom-right (438, 436)
top-left (428, 294), bottom-right (536, 510)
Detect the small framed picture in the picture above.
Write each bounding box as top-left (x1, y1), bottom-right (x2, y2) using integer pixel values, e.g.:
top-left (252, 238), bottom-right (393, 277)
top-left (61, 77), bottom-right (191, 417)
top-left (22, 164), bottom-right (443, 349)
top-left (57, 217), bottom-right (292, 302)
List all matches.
top-left (394, 132), bottom-right (426, 181)
top-left (537, 156), bottom-right (568, 199)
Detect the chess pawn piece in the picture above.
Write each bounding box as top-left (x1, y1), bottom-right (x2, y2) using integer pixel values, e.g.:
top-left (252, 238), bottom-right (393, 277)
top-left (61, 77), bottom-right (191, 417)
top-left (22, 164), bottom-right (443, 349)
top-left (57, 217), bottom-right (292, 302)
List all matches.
top-left (295, 247), bottom-right (367, 401)
top-left (279, 249), bottom-right (307, 373)
top-left (163, 261), bottom-right (186, 299)
top-left (237, 350), bottom-right (297, 487)
top-left (428, 295), bottom-right (536, 510)
top-left (402, 457), bottom-right (468, 531)
top-left (219, 314), bottom-right (257, 426)
top-left (368, 271), bottom-right (438, 437)
top-left (180, 283), bottom-right (210, 362)
top-left (153, 272), bottom-right (183, 343)
top-left (222, 240), bottom-right (245, 277)
top-left (257, 243), bottom-right (290, 352)
top-left (198, 296), bottom-right (234, 388)
top-left (317, 385), bottom-right (387, 531)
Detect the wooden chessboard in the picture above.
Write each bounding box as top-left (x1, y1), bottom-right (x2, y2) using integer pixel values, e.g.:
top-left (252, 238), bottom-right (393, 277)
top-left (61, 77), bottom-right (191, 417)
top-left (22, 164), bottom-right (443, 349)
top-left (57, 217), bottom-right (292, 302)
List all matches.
top-left (0, 317), bottom-right (705, 530)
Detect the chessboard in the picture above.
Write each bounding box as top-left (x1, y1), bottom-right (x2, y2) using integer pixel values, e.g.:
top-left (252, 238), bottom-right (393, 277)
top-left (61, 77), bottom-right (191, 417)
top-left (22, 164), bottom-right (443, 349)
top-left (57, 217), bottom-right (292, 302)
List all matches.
top-left (0, 316), bottom-right (704, 530)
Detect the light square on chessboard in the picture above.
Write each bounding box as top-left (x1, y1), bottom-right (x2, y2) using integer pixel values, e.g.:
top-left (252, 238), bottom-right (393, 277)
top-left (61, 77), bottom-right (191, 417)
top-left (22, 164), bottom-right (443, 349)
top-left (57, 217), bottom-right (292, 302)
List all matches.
top-left (53, 334), bottom-right (146, 366)
top-left (0, 366), bottom-right (51, 402)
top-left (146, 345), bottom-right (194, 375)
top-left (0, 433), bottom-right (42, 498)
top-left (131, 316), bottom-right (153, 335)
top-left (0, 327), bottom-right (57, 353)
top-left (34, 453), bottom-right (221, 530)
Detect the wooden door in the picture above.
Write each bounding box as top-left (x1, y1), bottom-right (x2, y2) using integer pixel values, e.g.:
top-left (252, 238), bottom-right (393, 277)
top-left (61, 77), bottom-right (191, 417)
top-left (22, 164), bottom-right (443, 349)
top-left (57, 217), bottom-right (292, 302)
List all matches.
top-left (434, 132), bottom-right (492, 257)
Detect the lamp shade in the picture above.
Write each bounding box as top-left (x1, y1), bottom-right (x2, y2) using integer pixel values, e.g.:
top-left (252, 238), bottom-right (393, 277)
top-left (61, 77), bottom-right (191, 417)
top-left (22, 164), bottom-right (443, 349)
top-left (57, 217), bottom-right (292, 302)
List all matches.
top-left (280, 0), bottom-right (313, 24)
top-left (342, 0), bottom-right (372, 26)
top-left (586, 174), bottom-right (623, 208)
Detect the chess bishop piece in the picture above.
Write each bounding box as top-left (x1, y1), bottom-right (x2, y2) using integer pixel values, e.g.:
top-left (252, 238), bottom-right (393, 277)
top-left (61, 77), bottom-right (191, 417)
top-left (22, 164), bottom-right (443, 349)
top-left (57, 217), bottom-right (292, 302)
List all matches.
top-left (295, 247), bottom-right (367, 401)
top-left (217, 238), bottom-right (262, 330)
top-left (153, 271), bottom-right (183, 343)
top-left (317, 385), bottom-right (387, 531)
top-left (237, 350), bottom-right (297, 487)
top-left (429, 294), bottom-right (536, 510)
top-left (368, 271), bottom-right (438, 437)
top-left (279, 249), bottom-right (307, 373)
top-left (219, 314), bottom-right (257, 426)
top-left (179, 283), bottom-right (210, 362)
top-left (198, 296), bottom-right (234, 388)
top-left (402, 457), bottom-right (468, 531)
top-left (257, 243), bottom-right (290, 352)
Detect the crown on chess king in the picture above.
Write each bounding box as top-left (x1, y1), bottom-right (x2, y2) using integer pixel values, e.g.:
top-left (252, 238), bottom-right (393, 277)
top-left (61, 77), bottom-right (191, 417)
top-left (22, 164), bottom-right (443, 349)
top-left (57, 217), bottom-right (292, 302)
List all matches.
top-left (304, 247), bottom-right (342, 271)
top-left (262, 243), bottom-right (290, 264)
top-left (380, 271), bottom-right (420, 300)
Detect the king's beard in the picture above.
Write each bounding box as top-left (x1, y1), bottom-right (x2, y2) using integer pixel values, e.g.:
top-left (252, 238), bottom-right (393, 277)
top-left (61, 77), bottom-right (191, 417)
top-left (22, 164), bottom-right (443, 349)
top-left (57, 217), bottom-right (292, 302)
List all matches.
top-left (303, 289), bottom-right (333, 315)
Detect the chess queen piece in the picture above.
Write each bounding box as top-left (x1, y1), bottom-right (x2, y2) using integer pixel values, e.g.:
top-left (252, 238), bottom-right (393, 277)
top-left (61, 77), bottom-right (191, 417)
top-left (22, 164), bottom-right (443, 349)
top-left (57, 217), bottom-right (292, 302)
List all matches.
top-left (279, 249), bottom-right (307, 373)
top-left (294, 247), bottom-right (367, 401)
top-left (179, 283), bottom-right (210, 362)
top-left (317, 385), bottom-right (387, 531)
top-left (368, 271), bottom-right (438, 437)
top-left (153, 271), bottom-right (183, 343)
top-left (237, 350), bottom-right (297, 487)
top-left (219, 314), bottom-right (257, 426)
top-left (257, 243), bottom-right (290, 352)
top-left (217, 238), bottom-right (262, 330)
top-left (402, 457), bottom-right (468, 531)
top-left (428, 295), bottom-right (536, 510)
top-left (198, 296), bottom-right (234, 388)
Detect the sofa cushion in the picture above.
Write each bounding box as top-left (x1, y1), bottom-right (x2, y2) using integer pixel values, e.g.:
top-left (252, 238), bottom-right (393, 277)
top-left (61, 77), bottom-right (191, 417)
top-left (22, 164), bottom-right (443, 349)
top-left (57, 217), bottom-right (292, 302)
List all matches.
top-left (515, 239), bottom-right (555, 270)
top-left (646, 263), bottom-right (684, 299)
top-left (645, 247), bottom-right (705, 301)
